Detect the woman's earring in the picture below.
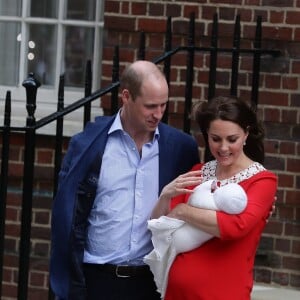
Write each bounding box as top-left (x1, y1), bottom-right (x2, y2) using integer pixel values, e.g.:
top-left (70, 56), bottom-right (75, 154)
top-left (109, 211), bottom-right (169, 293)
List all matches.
top-left (243, 140), bottom-right (246, 146)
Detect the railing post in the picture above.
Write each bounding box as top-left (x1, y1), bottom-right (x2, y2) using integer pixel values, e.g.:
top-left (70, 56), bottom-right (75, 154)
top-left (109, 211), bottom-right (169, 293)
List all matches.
top-left (53, 75), bottom-right (65, 197)
top-left (208, 13), bottom-right (218, 101)
top-left (162, 16), bottom-right (172, 123)
top-left (251, 16), bottom-right (262, 112)
top-left (84, 60), bottom-right (92, 127)
top-left (138, 31), bottom-right (146, 60)
top-left (230, 15), bottom-right (241, 96)
top-left (0, 91), bottom-right (11, 298)
top-left (183, 12), bottom-right (195, 134)
top-left (111, 46), bottom-right (120, 115)
top-left (205, 14), bottom-right (219, 162)
top-left (17, 73), bottom-right (40, 300)
top-left (47, 74), bottom-right (65, 300)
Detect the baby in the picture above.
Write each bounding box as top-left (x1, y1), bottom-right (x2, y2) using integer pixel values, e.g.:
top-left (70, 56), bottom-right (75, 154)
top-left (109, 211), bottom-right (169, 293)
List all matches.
top-left (144, 180), bottom-right (247, 298)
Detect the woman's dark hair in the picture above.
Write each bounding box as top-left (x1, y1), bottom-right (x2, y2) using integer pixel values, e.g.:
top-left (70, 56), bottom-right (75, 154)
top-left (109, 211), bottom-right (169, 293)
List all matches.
top-left (195, 96), bottom-right (265, 164)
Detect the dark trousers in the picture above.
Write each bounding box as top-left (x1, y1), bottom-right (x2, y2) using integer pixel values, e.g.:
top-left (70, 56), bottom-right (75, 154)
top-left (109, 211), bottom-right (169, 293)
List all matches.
top-left (83, 263), bottom-right (161, 300)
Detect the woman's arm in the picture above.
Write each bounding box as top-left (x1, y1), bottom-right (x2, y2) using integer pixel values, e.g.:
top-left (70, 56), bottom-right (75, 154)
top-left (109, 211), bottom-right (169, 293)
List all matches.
top-left (218, 173), bottom-right (277, 240)
top-left (167, 204), bottom-right (220, 237)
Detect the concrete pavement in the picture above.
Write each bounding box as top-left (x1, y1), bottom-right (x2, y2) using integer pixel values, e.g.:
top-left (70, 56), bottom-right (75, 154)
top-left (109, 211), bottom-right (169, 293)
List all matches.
top-left (251, 283), bottom-right (300, 300)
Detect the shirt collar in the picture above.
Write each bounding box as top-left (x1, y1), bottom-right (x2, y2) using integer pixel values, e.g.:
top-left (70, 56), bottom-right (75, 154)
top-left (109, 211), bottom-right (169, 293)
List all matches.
top-left (108, 110), bottom-right (160, 142)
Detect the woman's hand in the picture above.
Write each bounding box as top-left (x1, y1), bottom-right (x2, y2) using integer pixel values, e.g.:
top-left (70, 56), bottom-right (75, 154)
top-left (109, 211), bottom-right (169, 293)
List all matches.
top-left (160, 170), bottom-right (203, 200)
top-left (151, 170), bottom-right (202, 219)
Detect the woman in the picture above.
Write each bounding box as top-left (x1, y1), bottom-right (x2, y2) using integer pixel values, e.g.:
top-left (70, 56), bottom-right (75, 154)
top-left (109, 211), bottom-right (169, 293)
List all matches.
top-left (151, 96), bottom-right (277, 300)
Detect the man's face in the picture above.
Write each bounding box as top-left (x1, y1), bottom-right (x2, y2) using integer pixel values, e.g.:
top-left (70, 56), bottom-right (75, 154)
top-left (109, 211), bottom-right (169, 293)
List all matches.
top-left (123, 78), bottom-right (168, 134)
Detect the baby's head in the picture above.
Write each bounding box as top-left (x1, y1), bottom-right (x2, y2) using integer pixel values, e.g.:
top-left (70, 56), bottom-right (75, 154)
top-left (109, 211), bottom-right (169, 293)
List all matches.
top-left (214, 183), bottom-right (247, 214)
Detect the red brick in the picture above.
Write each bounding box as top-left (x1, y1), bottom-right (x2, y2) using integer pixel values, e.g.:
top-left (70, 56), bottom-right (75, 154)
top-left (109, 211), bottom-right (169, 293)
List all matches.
top-left (104, 16), bottom-right (136, 31)
top-left (149, 3), bottom-right (164, 16)
top-left (166, 4), bottom-right (182, 17)
top-left (275, 238), bottom-right (291, 252)
top-left (259, 91), bottom-right (289, 106)
top-left (33, 242), bottom-right (50, 257)
top-left (202, 6), bottom-right (218, 21)
top-left (2, 283), bottom-right (18, 298)
top-left (254, 268), bottom-right (272, 283)
top-left (5, 224), bottom-right (21, 237)
top-left (265, 140), bottom-right (279, 154)
top-left (270, 11), bottom-right (284, 23)
top-left (30, 271), bottom-right (45, 287)
top-left (287, 158), bottom-right (300, 173)
top-left (132, 2), bottom-right (147, 15)
top-left (5, 207), bottom-right (19, 222)
top-left (245, 0), bottom-right (260, 5)
top-left (264, 220), bottom-right (284, 234)
top-left (278, 205), bottom-right (295, 220)
top-left (138, 18), bottom-right (167, 33)
top-left (34, 211), bottom-right (50, 225)
top-left (272, 271), bottom-right (290, 286)
top-left (265, 74), bottom-right (281, 89)
top-left (8, 163), bottom-right (23, 178)
top-left (121, 1), bottom-right (129, 14)
top-left (292, 240), bottom-right (300, 254)
top-left (263, 26), bottom-right (293, 41)
top-left (31, 226), bottom-right (50, 240)
top-left (104, 1), bottom-right (120, 13)
top-left (295, 28), bottom-right (300, 42)
top-left (286, 190), bottom-right (300, 205)
top-left (262, 0), bottom-right (294, 6)
top-left (290, 273), bottom-right (300, 288)
top-left (277, 174), bottom-right (294, 188)
top-left (282, 109), bottom-right (298, 124)
top-left (27, 287), bottom-right (49, 300)
top-left (36, 150), bottom-right (53, 164)
top-left (282, 76), bottom-right (299, 90)
top-left (211, 0), bottom-right (242, 4)
top-left (285, 223), bottom-right (300, 236)
top-left (264, 108), bottom-right (280, 122)
top-left (291, 93), bottom-right (300, 106)
top-left (236, 8), bottom-right (252, 22)
top-left (286, 11), bottom-right (300, 24)
top-left (282, 256), bottom-right (300, 271)
top-left (292, 60), bottom-right (300, 73)
top-left (219, 7), bottom-right (236, 20)
top-left (280, 141), bottom-right (296, 155)
top-left (184, 5), bottom-right (200, 18)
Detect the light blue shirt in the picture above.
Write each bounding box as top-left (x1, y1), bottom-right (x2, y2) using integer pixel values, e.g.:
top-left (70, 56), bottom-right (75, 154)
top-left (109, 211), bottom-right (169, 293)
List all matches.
top-left (83, 112), bottom-right (159, 265)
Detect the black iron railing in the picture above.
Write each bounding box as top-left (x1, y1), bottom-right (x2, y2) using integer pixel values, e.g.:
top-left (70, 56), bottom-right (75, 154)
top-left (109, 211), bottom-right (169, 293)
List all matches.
top-left (0, 13), bottom-right (280, 300)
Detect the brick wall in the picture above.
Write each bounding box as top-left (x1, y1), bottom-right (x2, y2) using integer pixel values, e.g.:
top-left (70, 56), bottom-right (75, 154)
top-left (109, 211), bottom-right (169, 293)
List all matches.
top-left (1, 0), bottom-right (299, 299)
top-left (1, 134), bottom-right (70, 299)
top-left (101, 0), bottom-right (300, 289)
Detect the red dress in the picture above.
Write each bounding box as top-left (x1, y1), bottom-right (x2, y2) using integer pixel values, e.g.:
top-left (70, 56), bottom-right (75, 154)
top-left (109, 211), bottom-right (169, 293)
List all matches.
top-left (164, 161), bottom-right (277, 300)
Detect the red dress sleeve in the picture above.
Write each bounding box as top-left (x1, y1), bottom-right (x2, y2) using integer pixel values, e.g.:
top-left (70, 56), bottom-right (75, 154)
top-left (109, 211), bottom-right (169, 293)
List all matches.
top-left (217, 170), bottom-right (277, 240)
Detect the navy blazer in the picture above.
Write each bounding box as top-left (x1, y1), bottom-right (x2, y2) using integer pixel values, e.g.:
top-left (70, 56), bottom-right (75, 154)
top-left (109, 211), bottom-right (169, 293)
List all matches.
top-left (50, 115), bottom-right (200, 299)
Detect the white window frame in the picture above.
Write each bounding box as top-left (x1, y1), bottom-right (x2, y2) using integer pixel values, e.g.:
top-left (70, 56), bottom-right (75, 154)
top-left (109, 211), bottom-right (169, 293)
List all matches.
top-left (0, 0), bottom-right (104, 136)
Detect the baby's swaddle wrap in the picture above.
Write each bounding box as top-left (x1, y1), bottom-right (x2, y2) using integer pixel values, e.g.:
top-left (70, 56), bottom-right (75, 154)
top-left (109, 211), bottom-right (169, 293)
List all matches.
top-left (144, 180), bottom-right (247, 298)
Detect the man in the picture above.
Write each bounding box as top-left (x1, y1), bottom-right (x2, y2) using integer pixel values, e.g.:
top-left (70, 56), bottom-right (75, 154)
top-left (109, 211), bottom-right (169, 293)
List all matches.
top-left (50, 60), bottom-right (200, 300)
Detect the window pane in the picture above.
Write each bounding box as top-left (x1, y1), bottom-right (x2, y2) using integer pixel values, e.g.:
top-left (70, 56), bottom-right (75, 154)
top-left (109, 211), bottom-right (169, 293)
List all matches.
top-left (30, 0), bottom-right (58, 18)
top-left (64, 26), bottom-right (94, 87)
top-left (0, 22), bottom-right (20, 85)
top-left (0, 0), bottom-right (22, 16)
top-left (66, 0), bottom-right (96, 21)
top-left (27, 24), bottom-right (57, 86)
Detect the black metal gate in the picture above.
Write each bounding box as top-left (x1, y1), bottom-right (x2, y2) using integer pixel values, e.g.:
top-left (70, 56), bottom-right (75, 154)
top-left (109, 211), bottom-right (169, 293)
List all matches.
top-left (0, 13), bottom-right (279, 300)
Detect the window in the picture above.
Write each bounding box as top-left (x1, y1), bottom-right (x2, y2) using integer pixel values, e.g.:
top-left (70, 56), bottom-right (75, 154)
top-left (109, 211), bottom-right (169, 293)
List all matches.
top-left (0, 0), bottom-right (104, 135)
